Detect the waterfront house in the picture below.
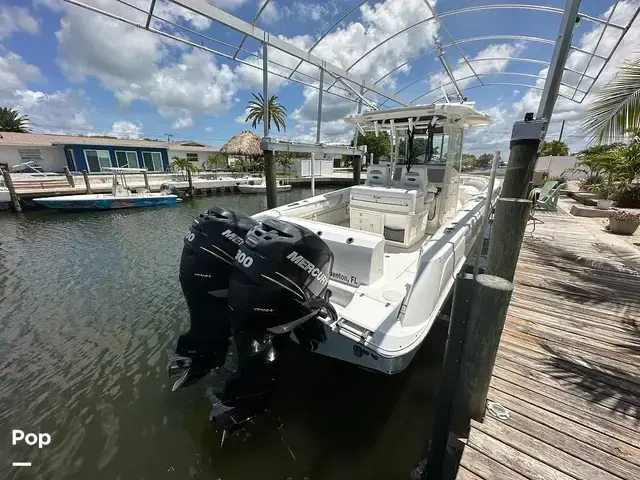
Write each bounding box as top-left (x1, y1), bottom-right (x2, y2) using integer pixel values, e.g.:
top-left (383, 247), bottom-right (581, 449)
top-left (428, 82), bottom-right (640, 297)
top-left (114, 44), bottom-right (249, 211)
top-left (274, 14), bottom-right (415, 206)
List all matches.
top-left (0, 132), bottom-right (219, 173)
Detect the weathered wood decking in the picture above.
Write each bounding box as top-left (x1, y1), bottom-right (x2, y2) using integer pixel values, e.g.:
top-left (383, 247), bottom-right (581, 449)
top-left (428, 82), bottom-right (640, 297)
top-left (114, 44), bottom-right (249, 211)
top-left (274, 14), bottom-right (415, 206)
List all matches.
top-left (456, 201), bottom-right (640, 480)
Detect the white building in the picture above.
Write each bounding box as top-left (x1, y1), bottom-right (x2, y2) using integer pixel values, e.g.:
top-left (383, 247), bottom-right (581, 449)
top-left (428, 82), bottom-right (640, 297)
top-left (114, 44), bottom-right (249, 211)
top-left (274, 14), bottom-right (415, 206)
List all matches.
top-left (0, 132), bottom-right (220, 173)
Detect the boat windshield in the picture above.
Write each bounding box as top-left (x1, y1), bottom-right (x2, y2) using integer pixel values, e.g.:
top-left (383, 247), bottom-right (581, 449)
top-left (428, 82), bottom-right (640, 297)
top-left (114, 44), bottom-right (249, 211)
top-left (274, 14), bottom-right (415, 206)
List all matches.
top-left (397, 133), bottom-right (449, 166)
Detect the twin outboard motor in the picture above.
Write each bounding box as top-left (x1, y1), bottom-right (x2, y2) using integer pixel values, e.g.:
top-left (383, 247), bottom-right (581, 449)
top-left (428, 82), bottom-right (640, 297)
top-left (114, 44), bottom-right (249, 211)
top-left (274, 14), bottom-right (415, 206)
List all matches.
top-left (169, 206), bottom-right (258, 389)
top-left (169, 207), bottom-right (334, 430)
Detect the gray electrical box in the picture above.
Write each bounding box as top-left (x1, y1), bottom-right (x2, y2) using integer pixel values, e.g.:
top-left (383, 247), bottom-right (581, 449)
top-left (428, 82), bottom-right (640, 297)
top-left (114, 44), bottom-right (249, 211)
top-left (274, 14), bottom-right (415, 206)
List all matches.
top-left (511, 118), bottom-right (548, 142)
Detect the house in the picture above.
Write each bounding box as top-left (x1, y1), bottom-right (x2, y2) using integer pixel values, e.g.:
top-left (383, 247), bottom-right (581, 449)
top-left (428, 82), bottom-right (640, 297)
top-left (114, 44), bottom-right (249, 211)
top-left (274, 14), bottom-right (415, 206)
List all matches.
top-left (0, 132), bottom-right (219, 173)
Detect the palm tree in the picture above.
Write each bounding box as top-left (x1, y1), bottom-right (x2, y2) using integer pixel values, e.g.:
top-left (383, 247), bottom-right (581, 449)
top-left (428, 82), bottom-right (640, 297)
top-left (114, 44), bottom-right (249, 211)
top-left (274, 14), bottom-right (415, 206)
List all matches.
top-left (171, 157), bottom-right (199, 180)
top-left (245, 93), bottom-right (287, 132)
top-left (540, 140), bottom-right (569, 156)
top-left (0, 107), bottom-right (31, 133)
top-left (583, 59), bottom-right (640, 143)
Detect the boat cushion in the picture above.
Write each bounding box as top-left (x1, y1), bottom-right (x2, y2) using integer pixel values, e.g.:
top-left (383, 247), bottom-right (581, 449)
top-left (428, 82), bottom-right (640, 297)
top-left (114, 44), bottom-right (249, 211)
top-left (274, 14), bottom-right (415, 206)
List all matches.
top-left (350, 185), bottom-right (425, 214)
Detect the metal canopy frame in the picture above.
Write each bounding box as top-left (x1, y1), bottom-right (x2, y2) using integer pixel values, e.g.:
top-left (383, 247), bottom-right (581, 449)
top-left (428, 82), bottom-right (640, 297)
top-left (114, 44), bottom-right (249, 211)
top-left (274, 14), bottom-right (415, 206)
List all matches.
top-left (62, 0), bottom-right (640, 128)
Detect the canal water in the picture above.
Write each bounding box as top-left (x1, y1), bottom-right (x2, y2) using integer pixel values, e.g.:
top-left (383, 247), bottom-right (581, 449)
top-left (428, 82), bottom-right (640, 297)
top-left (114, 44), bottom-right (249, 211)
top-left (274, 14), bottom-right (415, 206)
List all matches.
top-left (0, 188), bottom-right (446, 480)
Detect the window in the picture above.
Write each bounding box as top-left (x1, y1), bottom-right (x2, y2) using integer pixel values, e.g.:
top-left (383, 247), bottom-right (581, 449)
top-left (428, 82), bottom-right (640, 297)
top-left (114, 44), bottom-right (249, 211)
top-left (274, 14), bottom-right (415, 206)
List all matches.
top-left (142, 152), bottom-right (164, 172)
top-left (115, 151), bottom-right (139, 169)
top-left (186, 153), bottom-right (199, 162)
top-left (19, 149), bottom-right (43, 162)
top-left (84, 150), bottom-right (111, 172)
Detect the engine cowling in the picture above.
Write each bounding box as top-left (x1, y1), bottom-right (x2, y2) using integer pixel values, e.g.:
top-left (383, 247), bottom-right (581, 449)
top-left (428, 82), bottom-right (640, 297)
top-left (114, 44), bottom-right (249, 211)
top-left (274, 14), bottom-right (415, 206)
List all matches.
top-left (227, 217), bottom-right (334, 336)
top-left (170, 206), bottom-right (258, 389)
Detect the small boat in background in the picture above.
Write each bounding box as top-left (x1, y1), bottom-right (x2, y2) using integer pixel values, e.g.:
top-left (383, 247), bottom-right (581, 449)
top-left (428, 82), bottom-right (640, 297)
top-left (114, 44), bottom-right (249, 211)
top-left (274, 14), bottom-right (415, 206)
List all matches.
top-left (238, 181), bottom-right (291, 194)
top-left (34, 167), bottom-right (177, 211)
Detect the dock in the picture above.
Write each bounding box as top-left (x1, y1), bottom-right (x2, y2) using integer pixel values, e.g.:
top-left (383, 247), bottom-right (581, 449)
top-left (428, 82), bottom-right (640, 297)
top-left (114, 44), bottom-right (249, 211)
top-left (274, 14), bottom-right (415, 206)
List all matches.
top-left (456, 200), bottom-right (640, 480)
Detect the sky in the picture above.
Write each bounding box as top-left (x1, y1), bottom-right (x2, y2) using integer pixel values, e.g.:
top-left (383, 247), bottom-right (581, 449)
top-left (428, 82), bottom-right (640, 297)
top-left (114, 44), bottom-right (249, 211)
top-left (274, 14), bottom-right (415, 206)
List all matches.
top-left (1, 0), bottom-right (639, 155)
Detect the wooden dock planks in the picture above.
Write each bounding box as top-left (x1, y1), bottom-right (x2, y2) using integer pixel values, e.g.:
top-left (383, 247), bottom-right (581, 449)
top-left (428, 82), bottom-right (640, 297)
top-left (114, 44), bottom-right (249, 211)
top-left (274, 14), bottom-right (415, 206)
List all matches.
top-left (456, 205), bottom-right (640, 480)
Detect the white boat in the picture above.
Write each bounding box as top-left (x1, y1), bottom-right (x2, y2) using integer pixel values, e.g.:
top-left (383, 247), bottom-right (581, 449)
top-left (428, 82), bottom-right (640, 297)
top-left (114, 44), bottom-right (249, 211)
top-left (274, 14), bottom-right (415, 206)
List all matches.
top-left (167, 102), bottom-right (503, 429)
top-left (239, 182), bottom-right (291, 194)
top-left (250, 103), bottom-right (501, 374)
top-left (34, 167), bottom-right (178, 211)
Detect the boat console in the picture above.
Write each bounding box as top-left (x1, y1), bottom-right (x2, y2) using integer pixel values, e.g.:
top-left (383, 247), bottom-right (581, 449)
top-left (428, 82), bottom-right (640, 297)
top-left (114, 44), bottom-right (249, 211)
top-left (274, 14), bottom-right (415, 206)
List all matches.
top-left (348, 164), bottom-right (438, 248)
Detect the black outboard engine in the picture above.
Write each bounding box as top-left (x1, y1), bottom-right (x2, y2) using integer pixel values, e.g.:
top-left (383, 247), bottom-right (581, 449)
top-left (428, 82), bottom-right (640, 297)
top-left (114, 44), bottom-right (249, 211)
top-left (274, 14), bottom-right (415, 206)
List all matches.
top-left (209, 218), bottom-right (335, 428)
top-left (168, 206), bottom-right (258, 390)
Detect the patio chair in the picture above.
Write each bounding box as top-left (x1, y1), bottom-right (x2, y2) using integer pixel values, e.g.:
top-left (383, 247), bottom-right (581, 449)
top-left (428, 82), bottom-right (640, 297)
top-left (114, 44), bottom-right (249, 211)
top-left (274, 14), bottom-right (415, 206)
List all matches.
top-left (529, 180), bottom-right (564, 211)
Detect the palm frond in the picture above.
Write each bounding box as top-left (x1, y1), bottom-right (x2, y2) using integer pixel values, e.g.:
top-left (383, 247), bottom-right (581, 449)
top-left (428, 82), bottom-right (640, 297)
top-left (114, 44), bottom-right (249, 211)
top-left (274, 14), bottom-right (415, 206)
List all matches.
top-left (583, 59), bottom-right (640, 144)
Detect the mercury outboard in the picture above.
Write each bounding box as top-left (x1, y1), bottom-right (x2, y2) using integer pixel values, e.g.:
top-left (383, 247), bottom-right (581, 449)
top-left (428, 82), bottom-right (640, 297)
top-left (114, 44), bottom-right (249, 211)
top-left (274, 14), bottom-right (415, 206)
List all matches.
top-left (209, 217), bottom-right (335, 428)
top-left (168, 206), bottom-right (258, 391)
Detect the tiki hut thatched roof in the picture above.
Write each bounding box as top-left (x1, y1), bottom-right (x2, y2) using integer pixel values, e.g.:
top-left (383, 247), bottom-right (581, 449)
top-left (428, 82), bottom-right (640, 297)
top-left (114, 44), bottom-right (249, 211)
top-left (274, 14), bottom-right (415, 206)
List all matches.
top-left (219, 131), bottom-right (262, 157)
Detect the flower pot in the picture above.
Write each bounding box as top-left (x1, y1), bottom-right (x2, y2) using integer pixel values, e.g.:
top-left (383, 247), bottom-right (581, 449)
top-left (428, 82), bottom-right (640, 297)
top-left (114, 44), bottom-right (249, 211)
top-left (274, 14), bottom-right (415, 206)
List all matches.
top-left (597, 199), bottom-right (614, 210)
top-left (608, 218), bottom-right (640, 235)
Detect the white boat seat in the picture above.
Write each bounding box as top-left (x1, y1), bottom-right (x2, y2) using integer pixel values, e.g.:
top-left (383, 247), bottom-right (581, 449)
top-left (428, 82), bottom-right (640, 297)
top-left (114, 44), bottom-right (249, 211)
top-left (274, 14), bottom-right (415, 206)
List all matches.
top-left (399, 168), bottom-right (427, 193)
top-left (366, 166), bottom-right (391, 187)
top-left (350, 185), bottom-right (425, 214)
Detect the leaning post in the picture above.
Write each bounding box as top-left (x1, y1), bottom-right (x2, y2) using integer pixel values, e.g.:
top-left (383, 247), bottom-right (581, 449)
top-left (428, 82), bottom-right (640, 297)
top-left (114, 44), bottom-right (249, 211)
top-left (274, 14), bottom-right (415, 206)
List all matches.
top-left (143, 170), bottom-right (151, 191)
top-left (1, 169), bottom-right (22, 213)
top-left (63, 166), bottom-right (75, 188)
top-left (262, 42), bottom-right (277, 209)
top-left (82, 170), bottom-right (93, 194)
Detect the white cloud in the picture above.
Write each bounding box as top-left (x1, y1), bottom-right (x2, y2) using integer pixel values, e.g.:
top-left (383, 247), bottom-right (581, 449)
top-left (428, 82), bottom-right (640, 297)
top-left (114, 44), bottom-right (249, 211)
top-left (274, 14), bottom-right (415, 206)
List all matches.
top-left (205, 126), bottom-right (214, 132)
top-left (108, 121), bottom-right (143, 139)
top-left (258, 0), bottom-right (280, 24)
top-left (0, 5), bottom-right (39, 39)
top-left (284, 2), bottom-right (335, 23)
top-left (448, 0), bottom-right (640, 155)
top-left (426, 42), bottom-right (527, 103)
top-left (7, 88), bottom-right (93, 133)
top-left (0, 51), bottom-right (45, 90)
top-left (54, 0), bottom-right (239, 128)
top-left (172, 117), bottom-right (195, 129)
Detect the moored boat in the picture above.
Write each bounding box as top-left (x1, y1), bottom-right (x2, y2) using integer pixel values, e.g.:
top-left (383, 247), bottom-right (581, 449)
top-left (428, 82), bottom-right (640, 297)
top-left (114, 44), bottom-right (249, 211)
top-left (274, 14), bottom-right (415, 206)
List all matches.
top-left (34, 167), bottom-right (177, 211)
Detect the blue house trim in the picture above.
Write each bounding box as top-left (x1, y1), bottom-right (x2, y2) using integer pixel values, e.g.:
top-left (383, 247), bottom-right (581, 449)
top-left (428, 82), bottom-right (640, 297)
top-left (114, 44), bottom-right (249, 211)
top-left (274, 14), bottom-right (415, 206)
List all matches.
top-left (64, 144), bottom-right (169, 172)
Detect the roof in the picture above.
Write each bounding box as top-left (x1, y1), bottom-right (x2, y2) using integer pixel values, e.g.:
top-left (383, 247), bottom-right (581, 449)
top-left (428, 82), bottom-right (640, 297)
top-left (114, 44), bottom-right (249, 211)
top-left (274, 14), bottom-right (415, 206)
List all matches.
top-left (0, 132), bottom-right (218, 151)
top-left (219, 131), bottom-right (262, 157)
top-left (344, 103), bottom-right (491, 130)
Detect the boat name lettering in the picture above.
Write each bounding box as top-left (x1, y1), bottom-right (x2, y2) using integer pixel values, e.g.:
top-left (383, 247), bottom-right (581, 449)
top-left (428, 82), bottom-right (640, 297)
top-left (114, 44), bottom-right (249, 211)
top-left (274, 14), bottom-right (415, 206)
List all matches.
top-left (286, 251), bottom-right (329, 286)
top-left (235, 250), bottom-right (254, 268)
top-left (221, 229), bottom-right (244, 245)
top-left (330, 271), bottom-right (358, 285)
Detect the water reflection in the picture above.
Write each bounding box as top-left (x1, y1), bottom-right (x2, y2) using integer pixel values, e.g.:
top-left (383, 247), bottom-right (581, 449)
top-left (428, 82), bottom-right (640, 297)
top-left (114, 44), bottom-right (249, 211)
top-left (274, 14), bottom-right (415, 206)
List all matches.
top-left (0, 188), bottom-right (443, 480)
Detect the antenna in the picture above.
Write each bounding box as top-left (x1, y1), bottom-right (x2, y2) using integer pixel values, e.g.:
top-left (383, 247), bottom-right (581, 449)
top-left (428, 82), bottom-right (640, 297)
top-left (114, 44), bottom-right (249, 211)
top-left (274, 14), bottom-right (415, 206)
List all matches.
top-left (164, 133), bottom-right (173, 143)
top-left (434, 37), bottom-right (465, 104)
top-left (440, 83), bottom-right (450, 103)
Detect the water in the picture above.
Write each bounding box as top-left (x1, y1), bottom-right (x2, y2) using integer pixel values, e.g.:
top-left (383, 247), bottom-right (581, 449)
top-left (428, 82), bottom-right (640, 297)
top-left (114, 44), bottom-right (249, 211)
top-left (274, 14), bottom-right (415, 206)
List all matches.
top-left (0, 188), bottom-right (446, 480)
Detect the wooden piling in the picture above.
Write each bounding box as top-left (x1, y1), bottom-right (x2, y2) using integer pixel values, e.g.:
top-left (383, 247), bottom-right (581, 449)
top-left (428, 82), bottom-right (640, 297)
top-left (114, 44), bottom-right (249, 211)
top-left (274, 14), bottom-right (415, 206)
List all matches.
top-left (353, 155), bottom-right (362, 185)
top-left (500, 142), bottom-right (541, 199)
top-left (264, 150), bottom-right (277, 209)
top-left (143, 171), bottom-right (150, 191)
top-left (1, 169), bottom-right (22, 213)
top-left (485, 198), bottom-right (531, 282)
top-left (82, 170), bottom-right (93, 194)
top-left (454, 275), bottom-right (513, 432)
top-left (424, 274), bottom-right (475, 480)
top-left (63, 166), bottom-right (75, 188)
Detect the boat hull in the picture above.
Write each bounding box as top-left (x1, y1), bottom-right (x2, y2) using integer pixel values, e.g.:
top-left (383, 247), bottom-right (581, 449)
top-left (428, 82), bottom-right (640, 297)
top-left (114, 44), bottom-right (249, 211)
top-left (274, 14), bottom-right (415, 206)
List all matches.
top-left (34, 194), bottom-right (178, 211)
top-left (238, 185), bottom-right (291, 194)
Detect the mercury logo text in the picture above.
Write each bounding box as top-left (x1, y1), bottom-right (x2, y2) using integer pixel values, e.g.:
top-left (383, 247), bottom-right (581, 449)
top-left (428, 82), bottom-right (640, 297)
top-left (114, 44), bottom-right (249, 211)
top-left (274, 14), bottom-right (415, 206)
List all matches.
top-left (286, 251), bottom-right (329, 286)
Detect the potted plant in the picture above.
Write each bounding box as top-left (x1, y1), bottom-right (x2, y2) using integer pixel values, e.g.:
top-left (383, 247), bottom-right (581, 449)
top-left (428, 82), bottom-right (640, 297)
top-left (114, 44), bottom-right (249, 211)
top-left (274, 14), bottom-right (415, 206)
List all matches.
top-left (608, 210), bottom-right (640, 235)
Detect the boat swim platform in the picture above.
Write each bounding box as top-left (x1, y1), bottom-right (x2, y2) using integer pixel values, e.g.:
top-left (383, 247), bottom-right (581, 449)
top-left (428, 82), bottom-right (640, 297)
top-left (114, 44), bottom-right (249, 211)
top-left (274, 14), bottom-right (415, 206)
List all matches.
top-left (455, 198), bottom-right (640, 480)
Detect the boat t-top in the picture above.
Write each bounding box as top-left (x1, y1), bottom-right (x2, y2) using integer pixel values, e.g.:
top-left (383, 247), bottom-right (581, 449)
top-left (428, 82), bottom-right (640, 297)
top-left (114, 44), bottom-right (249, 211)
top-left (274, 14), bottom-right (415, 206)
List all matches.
top-left (34, 167), bottom-right (178, 211)
top-left (168, 102), bottom-right (501, 429)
